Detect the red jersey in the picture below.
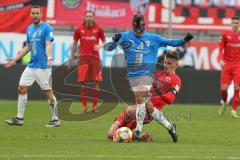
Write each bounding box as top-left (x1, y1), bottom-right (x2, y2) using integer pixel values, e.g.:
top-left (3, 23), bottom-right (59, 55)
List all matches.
top-left (113, 70), bottom-right (181, 130)
top-left (150, 70), bottom-right (182, 110)
top-left (219, 30), bottom-right (240, 63)
top-left (74, 24), bottom-right (105, 58)
top-left (114, 109), bottom-right (151, 130)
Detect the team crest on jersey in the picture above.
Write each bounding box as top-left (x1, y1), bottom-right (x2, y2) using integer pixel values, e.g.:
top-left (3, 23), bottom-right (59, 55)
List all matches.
top-left (145, 41), bottom-right (150, 46)
top-left (165, 77), bottom-right (171, 82)
top-left (81, 30), bottom-right (85, 33)
top-left (62, 0), bottom-right (81, 9)
top-left (92, 29), bottom-right (97, 33)
top-left (121, 41), bottom-right (132, 51)
top-left (227, 36), bottom-right (231, 40)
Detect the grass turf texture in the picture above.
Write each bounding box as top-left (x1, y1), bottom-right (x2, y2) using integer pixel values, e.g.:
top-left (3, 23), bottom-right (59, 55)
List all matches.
top-left (0, 100), bottom-right (240, 160)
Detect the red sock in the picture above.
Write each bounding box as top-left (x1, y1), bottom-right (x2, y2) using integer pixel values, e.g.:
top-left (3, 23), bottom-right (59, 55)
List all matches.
top-left (221, 90), bottom-right (228, 104)
top-left (232, 90), bottom-right (239, 111)
top-left (80, 87), bottom-right (87, 108)
top-left (92, 88), bottom-right (99, 109)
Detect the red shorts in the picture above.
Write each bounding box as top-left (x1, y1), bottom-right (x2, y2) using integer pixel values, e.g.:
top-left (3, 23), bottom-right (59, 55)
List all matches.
top-left (221, 63), bottom-right (240, 85)
top-left (150, 94), bottom-right (166, 111)
top-left (78, 56), bottom-right (102, 83)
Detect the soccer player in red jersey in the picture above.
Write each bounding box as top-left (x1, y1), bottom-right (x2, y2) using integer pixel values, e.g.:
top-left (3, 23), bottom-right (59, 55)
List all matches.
top-left (107, 51), bottom-right (181, 142)
top-left (218, 16), bottom-right (240, 118)
top-left (69, 11), bottom-right (106, 112)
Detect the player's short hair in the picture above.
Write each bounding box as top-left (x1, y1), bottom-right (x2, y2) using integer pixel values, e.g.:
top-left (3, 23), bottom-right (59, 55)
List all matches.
top-left (84, 10), bottom-right (95, 16)
top-left (165, 51), bottom-right (179, 60)
top-left (132, 14), bottom-right (144, 23)
top-left (232, 16), bottom-right (240, 20)
top-left (31, 5), bottom-right (42, 13)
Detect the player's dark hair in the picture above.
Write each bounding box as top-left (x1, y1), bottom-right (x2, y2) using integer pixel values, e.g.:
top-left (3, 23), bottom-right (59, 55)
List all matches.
top-left (165, 51), bottom-right (179, 60)
top-left (31, 5), bottom-right (42, 13)
top-left (84, 10), bottom-right (95, 16)
top-left (232, 16), bottom-right (240, 20)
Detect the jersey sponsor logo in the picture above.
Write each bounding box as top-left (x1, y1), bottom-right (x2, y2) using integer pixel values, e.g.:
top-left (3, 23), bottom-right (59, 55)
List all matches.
top-left (82, 36), bottom-right (96, 40)
top-left (62, 0), bottom-right (81, 9)
top-left (92, 29), bottom-right (98, 33)
top-left (121, 41), bottom-right (132, 51)
top-left (226, 36), bottom-right (231, 40)
top-left (81, 30), bottom-right (85, 33)
top-left (228, 43), bottom-right (240, 48)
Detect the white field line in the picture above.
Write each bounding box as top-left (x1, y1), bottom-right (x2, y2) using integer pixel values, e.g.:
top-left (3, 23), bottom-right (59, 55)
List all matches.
top-left (0, 155), bottom-right (239, 159)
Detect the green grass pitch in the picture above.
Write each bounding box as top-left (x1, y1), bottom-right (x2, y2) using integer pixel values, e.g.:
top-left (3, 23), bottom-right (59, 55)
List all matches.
top-left (0, 100), bottom-right (240, 160)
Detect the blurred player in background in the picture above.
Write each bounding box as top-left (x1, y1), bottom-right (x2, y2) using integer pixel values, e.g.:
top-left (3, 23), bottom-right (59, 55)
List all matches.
top-left (4, 6), bottom-right (60, 127)
top-left (107, 51), bottom-right (182, 143)
top-left (105, 14), bottom-right (192, 140)
top-left (218, 16), bottom-right (240, 118)
top-left (68, 10), bottom-right (106, 113)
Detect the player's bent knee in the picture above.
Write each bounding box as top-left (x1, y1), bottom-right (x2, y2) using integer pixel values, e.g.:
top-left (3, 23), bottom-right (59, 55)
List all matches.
top-left (18, 86), bottom-right (28, 94)
top-left (48, 96), bottom-right (57, 105)
top-left (136, 97), bottom-right (145, 104)
top-left (126, 105), bottom-right (136, 116)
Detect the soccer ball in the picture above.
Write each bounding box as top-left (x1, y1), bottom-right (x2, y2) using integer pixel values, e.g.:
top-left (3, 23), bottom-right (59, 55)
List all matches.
top-left (113, 127), bottom-right (133, 143)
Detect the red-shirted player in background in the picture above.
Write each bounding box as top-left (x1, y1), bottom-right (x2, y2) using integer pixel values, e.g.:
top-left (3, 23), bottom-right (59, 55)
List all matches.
top-left (218, 16), bottom-right (240, 118)
top-left (107, 51), bottom-right (181, 142)
top-left (68, 10), bottom-right (106, 112)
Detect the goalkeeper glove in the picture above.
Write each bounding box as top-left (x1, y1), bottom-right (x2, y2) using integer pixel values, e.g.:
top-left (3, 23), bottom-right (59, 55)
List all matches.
top-left (113, 33), bottom-right (121, 43)
top-left (184, 33), bottom-right (193, 42)
top-left (104, 42), bottom-right (118, 51)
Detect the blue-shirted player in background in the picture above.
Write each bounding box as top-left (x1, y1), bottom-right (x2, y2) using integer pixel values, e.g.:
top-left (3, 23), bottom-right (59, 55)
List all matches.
top-left (105, 14), bottom-right (193, 141)
top-left (4, 6), bottom-right (60, 127)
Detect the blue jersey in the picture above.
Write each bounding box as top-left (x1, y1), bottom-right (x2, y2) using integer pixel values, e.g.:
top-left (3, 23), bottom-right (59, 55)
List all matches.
top-left (116, 30), bottom-right (184, 78)
top-left (26, 22), bottom-right (54, 68)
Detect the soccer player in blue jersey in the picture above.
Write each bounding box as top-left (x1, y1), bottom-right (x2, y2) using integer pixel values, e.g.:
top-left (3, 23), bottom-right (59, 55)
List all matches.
top-left (105, 14), bottom-right (193, 140)
top-left (4, 6), bottom-right (60, 127)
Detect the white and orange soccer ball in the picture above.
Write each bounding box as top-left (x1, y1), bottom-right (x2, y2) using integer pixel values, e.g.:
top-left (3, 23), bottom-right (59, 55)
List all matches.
top-left (113, 127), bottom-right (133, 143)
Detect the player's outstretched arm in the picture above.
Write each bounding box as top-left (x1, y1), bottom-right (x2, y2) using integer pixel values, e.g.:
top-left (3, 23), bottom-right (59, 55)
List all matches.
top-left (160, 33), bottom-right (194, 47)
top-left (104, 33), bottom-right (121, 51)
top-left (104, 42), bottom-right (118, 51)
top-left (5, 44), bottom-right (30, 68)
